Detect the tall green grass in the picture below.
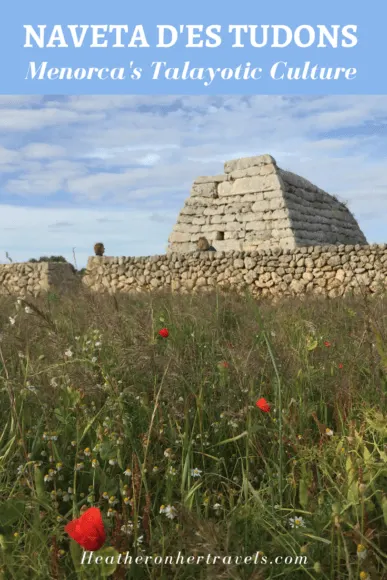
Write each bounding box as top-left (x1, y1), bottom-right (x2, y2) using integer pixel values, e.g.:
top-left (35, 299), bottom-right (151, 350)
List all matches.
top-left (0, 288), bottom-right (386, 579)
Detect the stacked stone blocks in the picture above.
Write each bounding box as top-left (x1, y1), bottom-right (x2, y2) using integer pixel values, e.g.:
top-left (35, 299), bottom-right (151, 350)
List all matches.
top-left (83, 244), bottom-right (387, 299)
top-left (0, 262), bottom-right (79, 297)
top-left (167, 154), bottom-right (367, 254)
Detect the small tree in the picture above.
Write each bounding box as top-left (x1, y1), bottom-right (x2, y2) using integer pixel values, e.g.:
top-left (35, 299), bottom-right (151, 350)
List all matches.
top-left (28, 255), bottom-right (68, 263)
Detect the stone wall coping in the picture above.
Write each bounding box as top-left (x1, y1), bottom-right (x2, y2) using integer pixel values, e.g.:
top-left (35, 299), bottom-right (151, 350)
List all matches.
top-left (86, 243), bottom-right (386, 265)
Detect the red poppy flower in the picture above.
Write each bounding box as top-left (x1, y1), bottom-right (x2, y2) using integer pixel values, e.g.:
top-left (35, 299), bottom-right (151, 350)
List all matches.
top-left (256, 397), bottom-right (271, 413)
top-left (65, 507), bottom-right (106, 551)
top-left (338, 363), bottom-right (343, 369)
top-left (218, 361), bottom-right (229, 369)
top-left (158, 328), bottom-right (169, 338)
top-left (324, 341), bottom-right (331, 348)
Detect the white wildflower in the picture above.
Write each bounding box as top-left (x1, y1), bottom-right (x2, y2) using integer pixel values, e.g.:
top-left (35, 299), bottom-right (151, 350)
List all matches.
top-left (121, 523), bottom-right (134, 535)
top-left (133, 535), bottom-right (143, 546)
top-left (213, 503), bottom-right (222, 516)
top-left (191, 468), bottom-right (202, 478)
top-left (289, 516), bottom-right (306, 529)
top-left (62, 488), bottom-right (73, 502)
top-left (160, 504), bottom-right (177, 519)
top-left (357, 544), bottom-right (367, 560)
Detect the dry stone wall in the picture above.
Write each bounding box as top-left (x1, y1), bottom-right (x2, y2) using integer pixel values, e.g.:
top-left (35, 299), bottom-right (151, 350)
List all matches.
top-left (83, 244), bottom-right (387, 299)
top-left (1, 245), bottom-right (386, 300)
top-left (168, 154), bottom-right (367, 254)
top-left (0, 154), bottom-right (382, 300)
top-left (0, 262), bottom-right (79, 297)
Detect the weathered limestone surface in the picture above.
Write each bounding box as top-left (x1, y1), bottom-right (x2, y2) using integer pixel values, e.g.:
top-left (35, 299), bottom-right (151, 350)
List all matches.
top-left (167, 154), bottom-right (367, 254)
top-left (0, 262), bottom-right (79, 297)
top-left (83, 244), bottom-right (387, 299)
top-left (1, 246), bottom-right (386, 300)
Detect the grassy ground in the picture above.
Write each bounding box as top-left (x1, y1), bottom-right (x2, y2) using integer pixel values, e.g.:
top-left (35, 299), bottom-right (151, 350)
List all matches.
top-left (0, 287), bottom-right (386, 579)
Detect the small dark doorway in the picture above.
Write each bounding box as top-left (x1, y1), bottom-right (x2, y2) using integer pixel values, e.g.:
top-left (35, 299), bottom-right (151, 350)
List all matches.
top-left (216, 231), bottom-right (224, 240)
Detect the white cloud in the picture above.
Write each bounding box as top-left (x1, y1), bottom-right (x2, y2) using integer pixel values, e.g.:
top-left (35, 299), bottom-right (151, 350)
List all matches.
top-left (0, 96), bottom-right (42, 108)
top-left (0, 205), bottom-right (176, 267)
top-left (5, 160), bottom-right (87, 195)
top-left (22, 143), bottom-right (66, 159)
top-left (85, 144), bottom-right (179, 160)
top-left (0, 95), bottom-right (386, 266)
top-left (0, 107), bottom-right (104, 131)
top-left (0, 146), bottom-right (20, 165)
top-left (136, 153), bottom-right (161, 166)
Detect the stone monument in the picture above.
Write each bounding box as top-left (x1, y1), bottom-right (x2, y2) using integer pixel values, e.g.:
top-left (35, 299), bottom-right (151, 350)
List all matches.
top-left (167, 154), bottom-right (367, 253)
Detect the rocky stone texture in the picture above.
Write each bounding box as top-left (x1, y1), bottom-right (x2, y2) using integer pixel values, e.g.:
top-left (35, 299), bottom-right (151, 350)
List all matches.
top-left (83, 244), bottom-right (387, 299)
top-left (167, 154), bottom-right (367, 254)
top-left (46, 262), bottom-right (80, 293)
top-left (0, 262), bottom-right (79, 297)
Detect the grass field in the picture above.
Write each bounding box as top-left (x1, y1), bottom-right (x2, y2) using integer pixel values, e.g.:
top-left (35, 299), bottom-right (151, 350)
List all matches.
top-left (0, 287), bottom-right (386, 579)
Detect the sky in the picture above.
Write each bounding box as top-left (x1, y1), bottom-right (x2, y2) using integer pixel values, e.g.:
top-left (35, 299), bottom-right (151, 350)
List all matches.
top-left (0, 95), bottom-right (386, 269)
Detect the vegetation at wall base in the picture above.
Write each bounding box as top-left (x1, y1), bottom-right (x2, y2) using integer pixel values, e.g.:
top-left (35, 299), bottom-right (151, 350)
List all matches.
top-left (0, 288), bottom-right (386, 579)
